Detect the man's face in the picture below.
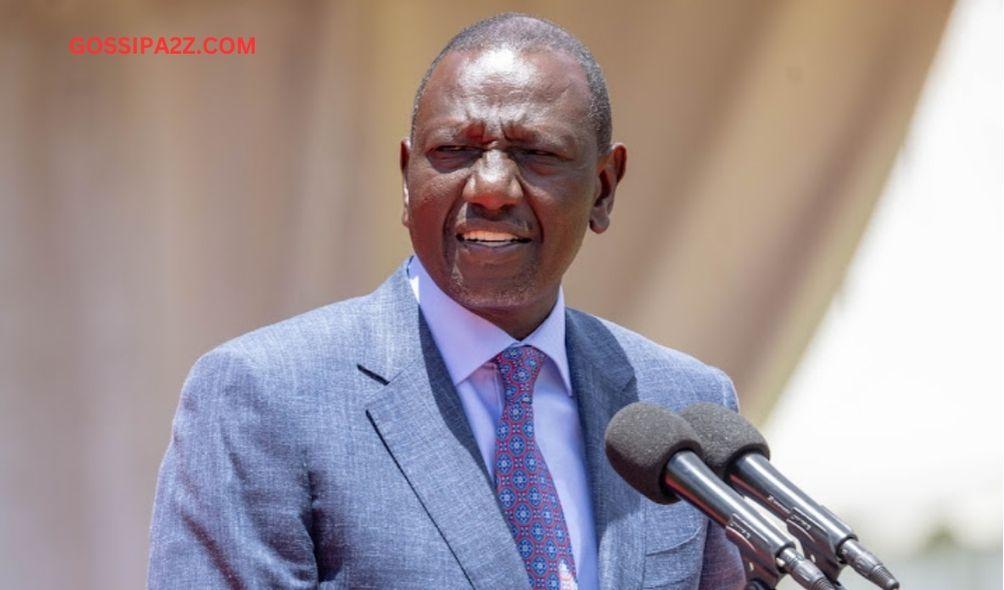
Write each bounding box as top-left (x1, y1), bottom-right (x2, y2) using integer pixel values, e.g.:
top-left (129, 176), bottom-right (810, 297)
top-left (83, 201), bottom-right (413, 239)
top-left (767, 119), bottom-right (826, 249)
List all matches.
top-left (402, 48), bottom-right (625, 336)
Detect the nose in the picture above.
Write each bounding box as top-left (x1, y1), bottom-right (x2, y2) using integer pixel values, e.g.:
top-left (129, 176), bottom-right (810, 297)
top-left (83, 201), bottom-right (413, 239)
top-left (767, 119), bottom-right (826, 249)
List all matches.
top-left (463, 149), bottom-right (522, 210)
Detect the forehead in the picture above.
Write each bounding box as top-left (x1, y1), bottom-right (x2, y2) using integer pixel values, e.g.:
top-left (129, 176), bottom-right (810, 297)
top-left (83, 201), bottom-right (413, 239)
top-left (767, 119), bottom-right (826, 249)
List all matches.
top-left (416, 48), bottom-right (592, 138)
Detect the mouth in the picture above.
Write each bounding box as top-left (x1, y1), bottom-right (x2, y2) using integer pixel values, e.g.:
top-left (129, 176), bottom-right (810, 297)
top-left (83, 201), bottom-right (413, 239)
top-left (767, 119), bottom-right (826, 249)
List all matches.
top-left (456, 230), bottom-right (532, 247)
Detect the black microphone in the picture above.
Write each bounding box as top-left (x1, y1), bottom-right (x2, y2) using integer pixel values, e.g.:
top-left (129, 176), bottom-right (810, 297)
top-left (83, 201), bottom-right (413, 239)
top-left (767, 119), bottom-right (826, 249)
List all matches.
top-left (604, 402), bottom-right (837, 590)
top-left (679, 402), bottom-right (900, 590)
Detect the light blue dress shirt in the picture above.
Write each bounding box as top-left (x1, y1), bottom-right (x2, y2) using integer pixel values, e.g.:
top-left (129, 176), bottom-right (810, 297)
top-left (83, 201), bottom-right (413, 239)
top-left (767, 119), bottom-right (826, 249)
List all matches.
top-left (407, 256), bottom-right (599, 590)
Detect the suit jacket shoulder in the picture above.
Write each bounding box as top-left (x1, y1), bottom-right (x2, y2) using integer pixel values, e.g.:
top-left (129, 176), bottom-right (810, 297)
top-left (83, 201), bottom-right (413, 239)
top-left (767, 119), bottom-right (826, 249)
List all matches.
top-left (565, 308), bottom-right (739, 413)
top-left (206, 274), bottom-right (403, 381)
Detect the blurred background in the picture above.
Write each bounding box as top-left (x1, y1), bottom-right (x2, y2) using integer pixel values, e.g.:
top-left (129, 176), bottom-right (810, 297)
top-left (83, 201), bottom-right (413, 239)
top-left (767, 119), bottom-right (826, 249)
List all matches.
top-left (1, 0), bottom-right (1000, 588)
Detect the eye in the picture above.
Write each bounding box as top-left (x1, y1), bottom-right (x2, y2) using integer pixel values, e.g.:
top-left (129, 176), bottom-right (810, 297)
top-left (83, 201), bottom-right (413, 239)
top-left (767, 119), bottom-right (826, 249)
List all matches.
top-left (434, 145), bottom-right (478, 154)
top-left (512, 148), bottom-right (564, 171)
top-left (428, 145), bottom-right (481, 170)
top-left (513, 147), bottom-right (562, 161)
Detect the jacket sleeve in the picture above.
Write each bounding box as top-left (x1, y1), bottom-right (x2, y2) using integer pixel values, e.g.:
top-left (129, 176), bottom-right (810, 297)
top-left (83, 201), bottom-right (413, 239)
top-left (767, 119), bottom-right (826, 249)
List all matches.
top-left (698, 368), bottom-right (746, 590)
top-left (147, 347), bottom-right (318, 589)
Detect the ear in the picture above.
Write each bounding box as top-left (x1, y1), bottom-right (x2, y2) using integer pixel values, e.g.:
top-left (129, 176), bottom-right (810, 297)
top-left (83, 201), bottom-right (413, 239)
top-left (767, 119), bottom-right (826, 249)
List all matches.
top-left (589, 142), bottom-right (627, 234)
top-left (400, 137), bottom-right (412, 227)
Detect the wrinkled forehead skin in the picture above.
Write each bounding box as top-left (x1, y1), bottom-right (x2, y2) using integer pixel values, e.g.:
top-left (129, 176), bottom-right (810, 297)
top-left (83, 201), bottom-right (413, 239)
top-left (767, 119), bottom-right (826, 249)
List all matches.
top-left (415, 47), bottom-right (596, 156)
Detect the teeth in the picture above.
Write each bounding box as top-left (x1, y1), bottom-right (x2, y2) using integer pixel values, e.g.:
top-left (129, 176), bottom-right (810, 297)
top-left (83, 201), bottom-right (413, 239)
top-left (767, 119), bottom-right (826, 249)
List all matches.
top-left (461, 230), bottom-right (520, 242)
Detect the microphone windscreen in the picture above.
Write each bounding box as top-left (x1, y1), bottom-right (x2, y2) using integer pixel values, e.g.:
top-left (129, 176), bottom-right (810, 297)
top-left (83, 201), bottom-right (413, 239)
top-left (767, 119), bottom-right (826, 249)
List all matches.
top-left (604, 402), bottom-right (704, 504)
top-left (679, 402), bottom-right (770, 478)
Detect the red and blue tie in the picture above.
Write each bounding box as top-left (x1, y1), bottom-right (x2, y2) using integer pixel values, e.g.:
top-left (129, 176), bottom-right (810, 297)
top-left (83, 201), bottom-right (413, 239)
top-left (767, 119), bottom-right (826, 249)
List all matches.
top-left (493, 345), bottom-right (578, 590)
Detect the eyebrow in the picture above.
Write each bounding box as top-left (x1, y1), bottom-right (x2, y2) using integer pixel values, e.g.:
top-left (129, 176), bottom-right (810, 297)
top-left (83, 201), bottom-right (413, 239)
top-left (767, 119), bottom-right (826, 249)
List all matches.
top-left (421, 118), bottom-right (577, 151)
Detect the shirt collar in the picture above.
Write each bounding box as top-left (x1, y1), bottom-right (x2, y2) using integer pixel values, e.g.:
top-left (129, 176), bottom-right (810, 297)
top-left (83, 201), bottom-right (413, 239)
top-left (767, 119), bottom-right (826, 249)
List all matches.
top-left (407, 256), bottom-right (572, 395)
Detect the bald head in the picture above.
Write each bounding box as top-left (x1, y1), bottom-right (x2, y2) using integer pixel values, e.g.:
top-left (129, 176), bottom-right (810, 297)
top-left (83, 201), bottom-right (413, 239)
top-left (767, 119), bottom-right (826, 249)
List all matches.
top-left (411, 13), bottom-right (612, 152)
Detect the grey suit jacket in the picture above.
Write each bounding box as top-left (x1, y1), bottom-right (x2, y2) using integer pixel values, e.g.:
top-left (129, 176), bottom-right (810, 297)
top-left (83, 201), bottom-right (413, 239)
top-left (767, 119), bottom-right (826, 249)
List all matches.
top-left (148, 265), bottom-right (744, 589)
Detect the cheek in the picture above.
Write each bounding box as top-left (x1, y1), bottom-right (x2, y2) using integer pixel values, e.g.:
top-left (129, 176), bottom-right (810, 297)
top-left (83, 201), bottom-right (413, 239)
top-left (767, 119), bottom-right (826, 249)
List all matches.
top-left (406, 175), bottom-right (465, 240)
top-left (410, 171), bottom-right (466, 210)
top-left (538, 190), bottom-right (595, 241)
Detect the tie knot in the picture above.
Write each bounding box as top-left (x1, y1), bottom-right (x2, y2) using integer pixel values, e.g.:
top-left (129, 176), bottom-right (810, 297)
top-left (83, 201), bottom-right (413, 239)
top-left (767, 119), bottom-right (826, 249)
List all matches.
top-left (493, 345), bottom-right (546, 401)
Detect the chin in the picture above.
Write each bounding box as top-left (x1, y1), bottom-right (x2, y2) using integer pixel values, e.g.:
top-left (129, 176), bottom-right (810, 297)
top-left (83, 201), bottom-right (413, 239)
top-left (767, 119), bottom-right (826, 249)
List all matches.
top-left (447, 274), bottom-right (541, 313)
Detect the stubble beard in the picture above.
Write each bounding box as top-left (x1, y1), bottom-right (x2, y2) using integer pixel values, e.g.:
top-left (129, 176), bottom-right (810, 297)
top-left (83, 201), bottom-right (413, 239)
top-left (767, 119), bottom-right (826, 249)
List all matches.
top-left (446, 265), bottom-right (542, 315)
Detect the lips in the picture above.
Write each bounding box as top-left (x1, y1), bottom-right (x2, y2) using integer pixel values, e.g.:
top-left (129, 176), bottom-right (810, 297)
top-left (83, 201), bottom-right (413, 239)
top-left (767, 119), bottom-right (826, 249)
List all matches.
top-left (457, 229), bottom-right (532, 246)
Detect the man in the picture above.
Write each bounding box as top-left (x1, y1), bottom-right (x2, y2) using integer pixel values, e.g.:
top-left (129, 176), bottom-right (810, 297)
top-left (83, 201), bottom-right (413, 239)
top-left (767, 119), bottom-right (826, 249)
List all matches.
top-left (148, 13), bottom-right (744, 590)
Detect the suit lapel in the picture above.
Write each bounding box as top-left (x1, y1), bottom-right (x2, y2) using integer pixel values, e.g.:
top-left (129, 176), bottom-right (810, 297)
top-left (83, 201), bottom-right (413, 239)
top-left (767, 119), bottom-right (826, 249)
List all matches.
top-left (361, 269), bottom-right (529, 590)
top-left (566, 311), bottom-right (645, 590)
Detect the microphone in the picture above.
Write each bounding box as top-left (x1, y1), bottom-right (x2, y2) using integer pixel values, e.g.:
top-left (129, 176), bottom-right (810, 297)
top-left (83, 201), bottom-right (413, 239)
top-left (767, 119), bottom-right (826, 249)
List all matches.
top-left (604, 402), bottom-right (837, 590)
top-left (679, 402), bottom-right (900, 590)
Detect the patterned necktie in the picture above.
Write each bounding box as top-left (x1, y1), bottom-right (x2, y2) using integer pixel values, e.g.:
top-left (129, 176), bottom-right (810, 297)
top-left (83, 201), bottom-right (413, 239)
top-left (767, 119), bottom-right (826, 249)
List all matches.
top-left (493, 345), bottom-right (578, 590)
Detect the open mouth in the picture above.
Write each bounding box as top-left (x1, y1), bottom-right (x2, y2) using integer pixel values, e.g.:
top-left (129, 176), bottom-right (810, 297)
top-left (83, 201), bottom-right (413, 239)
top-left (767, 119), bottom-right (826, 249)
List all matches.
top-left (456, 230), bottom-right (531, 246)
